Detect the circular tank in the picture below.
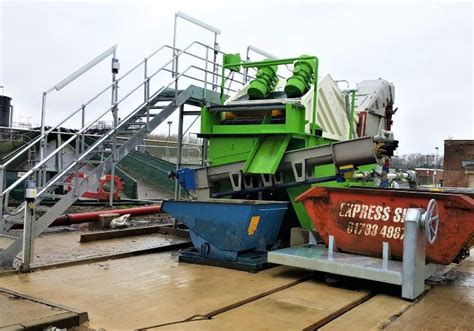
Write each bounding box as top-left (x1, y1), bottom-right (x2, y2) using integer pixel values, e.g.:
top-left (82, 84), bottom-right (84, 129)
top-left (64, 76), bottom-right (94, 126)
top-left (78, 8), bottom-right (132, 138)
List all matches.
top-left (0, 95), bottom-right (12, 127)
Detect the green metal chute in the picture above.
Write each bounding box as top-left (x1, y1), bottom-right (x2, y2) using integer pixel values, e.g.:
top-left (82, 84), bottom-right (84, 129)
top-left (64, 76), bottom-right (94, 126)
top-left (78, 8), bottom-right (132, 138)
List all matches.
top-left (243, 135), bottom-right (291, 174)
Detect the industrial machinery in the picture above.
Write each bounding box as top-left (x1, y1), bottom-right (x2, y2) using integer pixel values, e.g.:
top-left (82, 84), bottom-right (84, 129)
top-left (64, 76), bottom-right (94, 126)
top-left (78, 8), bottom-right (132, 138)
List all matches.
top-left (169, 135), bottom-right (395, 271)
top-left (177, 55), bottom-right (399, 229)
top-left (167, 53), bottom-right (473, 294)
top-left (167, 54), bottom-right (402, 270)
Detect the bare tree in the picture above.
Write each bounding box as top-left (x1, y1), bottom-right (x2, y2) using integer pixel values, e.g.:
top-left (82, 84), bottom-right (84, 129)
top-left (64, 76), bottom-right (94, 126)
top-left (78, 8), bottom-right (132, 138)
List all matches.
top-left (391, 153), bottom-right (443, 170)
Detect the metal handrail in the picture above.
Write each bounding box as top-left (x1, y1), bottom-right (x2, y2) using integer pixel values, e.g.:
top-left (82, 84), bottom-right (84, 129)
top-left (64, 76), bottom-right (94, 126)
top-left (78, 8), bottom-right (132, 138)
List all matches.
top-left (0, 126), bottom-right (201, 147)
top-left (1, 53), bottom-right (230, 212)
top-left (34, 64), bottom-right (205, 198)
top-left (0, 47), bottom-right (167, 169)
top-left (2, 67), bottom-right (185, 214)
top-left (0, 37), bottom-right (253, 218)
top-left (0, 41), bottom-right (226, 171)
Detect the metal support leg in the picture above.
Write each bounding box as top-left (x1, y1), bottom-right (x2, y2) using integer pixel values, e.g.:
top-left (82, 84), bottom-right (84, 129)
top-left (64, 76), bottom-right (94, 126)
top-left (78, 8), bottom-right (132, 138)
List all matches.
top-left (109, 165), bottom-right (115, 207)
top-left (81, 106), bottom-right (86, 153)
top-left (382, 242), bottom-right (391, 271)
top-left (21, 180), bottom-right (37, 272)
top-left (57, 132), bottom-right (63, 173)
top-left (109, 56), bottom-right (118, 207)
top-left (74, 139), bottom-right (80, 197)
top-left (328, 235), bottom-right (336, 261)
top-left (402, 209), bottom-right (426, 299)
top-left (201, 138), bottom-right (208, 166)
top-left (40, 135), bottom-right (48, 187)
top-left (174, 105), bottom-right (184, 201)
top-left (0, 168), bottom-right (4, 222)
top-left (20, 201), bottom-right (35, 272)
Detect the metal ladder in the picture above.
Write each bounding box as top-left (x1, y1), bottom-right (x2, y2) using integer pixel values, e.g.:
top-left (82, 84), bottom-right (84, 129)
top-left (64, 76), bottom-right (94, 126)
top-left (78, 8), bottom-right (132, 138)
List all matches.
top-left (0, 40), bottom-right (250, 268)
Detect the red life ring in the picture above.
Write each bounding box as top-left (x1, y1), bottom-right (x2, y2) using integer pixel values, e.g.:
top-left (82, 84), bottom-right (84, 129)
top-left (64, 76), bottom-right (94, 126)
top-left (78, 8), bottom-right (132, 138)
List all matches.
top-left (64, 173), bottom-right (123, 201)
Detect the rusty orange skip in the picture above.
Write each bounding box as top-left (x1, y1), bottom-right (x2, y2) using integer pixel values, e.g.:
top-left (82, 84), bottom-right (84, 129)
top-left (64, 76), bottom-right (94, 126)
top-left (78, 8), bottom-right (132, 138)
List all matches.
top-left (296, 187), bottom-right (474, 265)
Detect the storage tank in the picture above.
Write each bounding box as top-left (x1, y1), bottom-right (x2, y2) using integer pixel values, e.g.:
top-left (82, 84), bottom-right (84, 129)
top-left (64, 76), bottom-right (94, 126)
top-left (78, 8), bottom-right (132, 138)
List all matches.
top-left (0, 95), bottom-right (12, 127)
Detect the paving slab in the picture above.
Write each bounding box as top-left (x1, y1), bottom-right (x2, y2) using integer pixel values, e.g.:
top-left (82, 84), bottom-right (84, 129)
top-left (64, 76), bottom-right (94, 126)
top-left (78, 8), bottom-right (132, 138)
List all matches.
top-left (156, 281), bottom-right (370, 330)
top-left (320, 294), bottom-right (411, 330)
top-left (0, 253), bottom-right (311, 329)
top-left (385, 258), bottom-right (474, 330)
top-left (0, 288), bottom-right (87, 330)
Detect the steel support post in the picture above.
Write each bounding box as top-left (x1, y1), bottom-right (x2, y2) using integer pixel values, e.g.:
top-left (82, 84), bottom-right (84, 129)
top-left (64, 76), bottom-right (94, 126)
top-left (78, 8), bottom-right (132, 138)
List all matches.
top-left (21, 180), bottom-right (37, 272)
top-left (402, 208), bottom-right (426, 299)
top-left (74, 139), bottom-right (80, 197)
top-left (174, 105), bottom-right (185, 203)
top-left (0, 167), bottom-right (4, 222)
top-left (201, 138), bottom-right (208, 166)
top-left (212, 33), bottom-right (219, 91)
top-left (56, 132), bottom-right (63, 173)
top-left (144, 58), bottom-right (150, 152)
top-left (39, 92), bottom-right (47, 187)
top-left (109, 52), bottom-right (118, 207)
top-left (20, 201), bottom-right (35, 272)
top-left (109, 102), bottom-right (117, 206)
top-left (81, 106), bottom-right (86, 153)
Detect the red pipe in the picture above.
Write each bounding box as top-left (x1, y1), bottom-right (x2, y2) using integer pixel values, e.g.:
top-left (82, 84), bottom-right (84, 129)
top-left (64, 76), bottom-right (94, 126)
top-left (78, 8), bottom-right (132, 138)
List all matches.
top-left (12, 205), bottom-right (162, 228)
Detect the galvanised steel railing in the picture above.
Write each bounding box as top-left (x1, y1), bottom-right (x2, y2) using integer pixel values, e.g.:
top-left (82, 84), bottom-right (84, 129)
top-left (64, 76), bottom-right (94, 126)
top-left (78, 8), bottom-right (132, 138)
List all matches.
top-left (0, 40), bottom-right (251, 220)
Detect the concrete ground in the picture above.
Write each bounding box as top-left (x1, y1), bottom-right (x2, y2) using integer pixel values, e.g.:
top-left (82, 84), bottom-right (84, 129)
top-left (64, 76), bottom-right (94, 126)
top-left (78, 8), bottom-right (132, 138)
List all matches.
top-left (0, 288), bottom-right (87, 330)
top-left (0, 242), bottom-right (472, 330)
top-left (0, 229), bottom-right (187, 267)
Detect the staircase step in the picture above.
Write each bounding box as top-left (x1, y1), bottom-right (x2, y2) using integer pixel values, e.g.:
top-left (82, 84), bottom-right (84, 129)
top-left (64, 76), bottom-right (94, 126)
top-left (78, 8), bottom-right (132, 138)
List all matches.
top-left (124, 123), bottom-right (147, 128)
top-left (116, 130), bottom-right (140, 135)
top-left (42, 193), bottom-right (65, 199)
top-left (104, 140), bottom-right (125, 145)
top-left (79, 160), bottom-right (103, 164)
top-left (129, 114), bottom-right (160, 120)
top-left (155, 97), bottom-right (175, 102)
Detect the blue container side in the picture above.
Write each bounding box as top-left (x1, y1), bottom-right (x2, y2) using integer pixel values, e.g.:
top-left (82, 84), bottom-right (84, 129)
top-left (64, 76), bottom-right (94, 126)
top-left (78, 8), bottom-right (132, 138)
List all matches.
top-left (161, 201), bottom-right (288, 253)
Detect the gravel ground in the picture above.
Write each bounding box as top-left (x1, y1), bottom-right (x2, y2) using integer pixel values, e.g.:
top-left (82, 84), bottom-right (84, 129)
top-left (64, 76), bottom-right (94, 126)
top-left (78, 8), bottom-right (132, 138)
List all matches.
top-left (64, 204), bottom-right (172, 222)
top-left (31, 203), bottom-right (176, 234)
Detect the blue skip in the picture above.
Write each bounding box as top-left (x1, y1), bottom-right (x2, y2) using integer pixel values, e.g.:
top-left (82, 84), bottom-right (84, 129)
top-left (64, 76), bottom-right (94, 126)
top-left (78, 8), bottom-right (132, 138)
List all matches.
top-left (161, 199), bottom-right (288, 262)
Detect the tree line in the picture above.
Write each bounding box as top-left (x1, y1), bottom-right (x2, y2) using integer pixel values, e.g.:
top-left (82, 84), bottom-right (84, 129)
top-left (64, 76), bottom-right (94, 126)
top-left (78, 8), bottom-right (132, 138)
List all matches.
top-left (391, 153), bottom-right (443, 170)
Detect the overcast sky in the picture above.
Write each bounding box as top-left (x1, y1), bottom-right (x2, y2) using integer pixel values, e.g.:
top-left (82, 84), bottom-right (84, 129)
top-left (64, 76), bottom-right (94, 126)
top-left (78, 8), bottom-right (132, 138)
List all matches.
top-left (0, 0), bottom-right (472, 155)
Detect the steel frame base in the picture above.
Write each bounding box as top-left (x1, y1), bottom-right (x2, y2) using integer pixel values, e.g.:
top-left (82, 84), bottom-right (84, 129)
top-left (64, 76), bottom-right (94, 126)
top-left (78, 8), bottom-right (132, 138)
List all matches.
top-left (178, 248), bottom-right (270, 273)
top-left (268, 233), bottom-right (441, 300)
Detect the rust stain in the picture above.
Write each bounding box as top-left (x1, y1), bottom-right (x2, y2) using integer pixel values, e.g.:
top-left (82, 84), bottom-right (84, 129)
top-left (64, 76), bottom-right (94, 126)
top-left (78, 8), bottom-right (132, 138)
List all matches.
top-left (300, 187), bottom-right (474, 264)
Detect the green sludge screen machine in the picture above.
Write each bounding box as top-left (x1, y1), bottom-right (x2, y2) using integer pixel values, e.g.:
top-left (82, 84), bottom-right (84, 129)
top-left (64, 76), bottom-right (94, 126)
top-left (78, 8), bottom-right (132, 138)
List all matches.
top-left (166, 54), bottom-right (402, 271)
top-left (189, 54), bottom-right (399, 229)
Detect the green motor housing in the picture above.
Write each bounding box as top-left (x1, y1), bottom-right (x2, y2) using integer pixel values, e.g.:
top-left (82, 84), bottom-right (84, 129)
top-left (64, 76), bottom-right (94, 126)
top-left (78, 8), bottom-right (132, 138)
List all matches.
top-left (247, 61), bottom-right (278, 99)
top-left (284, 57), bottom-right (316, 98)
top-left (224, 53), bottom-right (242, 72)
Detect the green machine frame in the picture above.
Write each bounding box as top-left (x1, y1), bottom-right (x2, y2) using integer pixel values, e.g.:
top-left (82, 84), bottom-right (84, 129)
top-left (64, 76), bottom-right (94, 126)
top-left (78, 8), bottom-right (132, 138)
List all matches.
top-left (199, 55), bottom-right (376, 229)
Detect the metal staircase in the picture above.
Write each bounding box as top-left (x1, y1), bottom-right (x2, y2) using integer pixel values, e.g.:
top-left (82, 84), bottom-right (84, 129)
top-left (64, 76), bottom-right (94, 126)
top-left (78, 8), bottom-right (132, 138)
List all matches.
top-left (0, 39), bottom-right (250, 268)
